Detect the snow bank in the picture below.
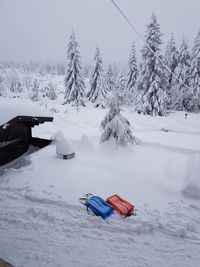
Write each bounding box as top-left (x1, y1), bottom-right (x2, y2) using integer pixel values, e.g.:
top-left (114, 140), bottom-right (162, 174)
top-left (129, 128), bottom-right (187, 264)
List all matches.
top-left (182, 153), bottom-right (200, 199)
top-left (77, 134), bottom-right (95, 151)
top-left (0, 98), bottom-right (51, 125)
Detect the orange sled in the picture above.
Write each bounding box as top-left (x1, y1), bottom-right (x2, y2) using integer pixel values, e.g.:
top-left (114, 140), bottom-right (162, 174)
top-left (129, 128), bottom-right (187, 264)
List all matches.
top-left (107, 194), bottom-right (136, 217)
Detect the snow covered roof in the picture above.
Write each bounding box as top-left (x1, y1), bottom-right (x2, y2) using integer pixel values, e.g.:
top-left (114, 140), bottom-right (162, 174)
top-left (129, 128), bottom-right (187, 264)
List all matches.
top-left (0, 98), bottom-right (51, 126)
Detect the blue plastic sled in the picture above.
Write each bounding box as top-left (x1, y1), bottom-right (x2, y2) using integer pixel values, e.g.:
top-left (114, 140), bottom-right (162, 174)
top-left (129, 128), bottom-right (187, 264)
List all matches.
top-left (80, 194), bottom-right (114, 220)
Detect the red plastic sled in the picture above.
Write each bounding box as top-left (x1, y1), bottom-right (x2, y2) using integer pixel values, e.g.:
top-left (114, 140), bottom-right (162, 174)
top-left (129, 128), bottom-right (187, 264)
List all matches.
top-left (107, 194), bottom-right (135, 217)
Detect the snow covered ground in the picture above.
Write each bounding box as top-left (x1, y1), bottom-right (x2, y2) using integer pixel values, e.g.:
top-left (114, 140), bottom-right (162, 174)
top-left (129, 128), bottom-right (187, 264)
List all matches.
top-left (1, 98), bottom-right (200, 267)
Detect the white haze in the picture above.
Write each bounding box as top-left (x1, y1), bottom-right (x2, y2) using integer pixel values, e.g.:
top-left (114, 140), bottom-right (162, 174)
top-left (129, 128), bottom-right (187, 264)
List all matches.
top-left (0, 0), bottom-right (199, 64)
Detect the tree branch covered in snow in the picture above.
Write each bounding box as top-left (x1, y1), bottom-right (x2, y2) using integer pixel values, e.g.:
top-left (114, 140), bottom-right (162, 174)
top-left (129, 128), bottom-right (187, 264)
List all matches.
top-left (100, 92), bottom-right (136, 145)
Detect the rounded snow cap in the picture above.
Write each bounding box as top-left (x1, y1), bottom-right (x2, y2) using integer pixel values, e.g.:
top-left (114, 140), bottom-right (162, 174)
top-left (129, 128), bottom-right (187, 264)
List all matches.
top-left (55, 131), bottom-right (75, 159)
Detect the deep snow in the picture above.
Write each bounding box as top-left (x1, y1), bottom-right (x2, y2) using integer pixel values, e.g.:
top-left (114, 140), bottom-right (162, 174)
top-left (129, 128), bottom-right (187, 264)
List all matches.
top-left (1, 98), bottom-right (200, 267)
top-left (0, 98), bottom-right (51, 125)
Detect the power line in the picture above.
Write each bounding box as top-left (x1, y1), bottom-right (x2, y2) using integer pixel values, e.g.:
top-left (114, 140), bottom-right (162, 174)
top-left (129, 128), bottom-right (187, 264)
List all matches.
top-left (109, 0), bottom-right (191, 91)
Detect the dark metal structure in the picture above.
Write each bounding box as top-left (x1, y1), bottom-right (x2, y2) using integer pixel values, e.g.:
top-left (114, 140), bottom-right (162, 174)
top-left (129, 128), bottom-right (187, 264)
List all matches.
top-left (0, 116), bottom-right (53, 166)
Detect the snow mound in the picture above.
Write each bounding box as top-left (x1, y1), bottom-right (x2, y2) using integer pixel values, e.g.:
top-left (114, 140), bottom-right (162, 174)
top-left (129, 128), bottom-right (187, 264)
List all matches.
top-left (0, 98), bottom-right (51, 125)
top-left (77, 134), bottom-right (95, 151)
top-left (55, 131), bottom-right (75, 155)
top-left (182, 153), bottom-right (200, 199)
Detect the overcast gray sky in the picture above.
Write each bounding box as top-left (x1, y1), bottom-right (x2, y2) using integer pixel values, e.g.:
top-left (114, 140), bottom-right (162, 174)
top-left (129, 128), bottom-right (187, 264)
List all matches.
top-left (0, 0), bottom-right (199, 65)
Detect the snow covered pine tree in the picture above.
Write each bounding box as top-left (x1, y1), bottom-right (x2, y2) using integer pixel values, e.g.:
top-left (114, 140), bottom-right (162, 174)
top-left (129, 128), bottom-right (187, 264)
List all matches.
top-left (126, 43), bottom-right (138, 106)
top-left (64, 31), bottom-right (85, 106)
top-left (115, 72), bottom-right (127, 106)
top-left (100, 92), bottom-right (136, 146)
top-left (45, 82), bottom-right (57, 100)
top-left (0, 74), bottom-right (4, 96)
top-left (171, 38), bottom-right (191, 111)
top-left (30, 78), bottom-right (40, 102)
top-left (87, 47), bottom-right (107, 108)
top-left (164, 34), bottom-right (179, 106)
top-left (105, 64), bottom-right (115, 93)
top-left (136, 14), bottom-right (167, 116)
top-left (189, 29), bottom-right (200, 112)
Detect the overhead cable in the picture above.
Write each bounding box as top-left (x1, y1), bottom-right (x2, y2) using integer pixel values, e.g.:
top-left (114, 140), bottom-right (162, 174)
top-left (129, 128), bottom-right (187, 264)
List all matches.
top-left (109, 0), bottom-right (191, 90)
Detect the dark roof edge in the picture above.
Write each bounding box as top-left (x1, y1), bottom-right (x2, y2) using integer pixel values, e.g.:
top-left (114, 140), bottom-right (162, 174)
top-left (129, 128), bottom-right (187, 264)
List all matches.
top-left (6, 116), bottom-right (54, 126)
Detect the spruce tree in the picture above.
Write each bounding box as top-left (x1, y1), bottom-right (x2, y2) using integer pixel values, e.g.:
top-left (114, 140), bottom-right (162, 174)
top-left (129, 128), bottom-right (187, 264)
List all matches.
top-left (171, 38), bottom-right (191, 111)
top-left (100, 92), bottom-right (136, 146)
top-left (31, 78), bottom-right (40, 101)
top-left (164, 35), bottom-right (179, 108)
top-left (8, 70), bottom-right (20, 93)
top-left (16, 81), bottom-right (23, 93)
top-left (116, 72), bottom-right (127, 106)
top-left (87, 47), bottom-right (107, 107)
top-left (0, 74), bottom-right (4, 96)
top-left (136, 14), bottom-right (167, 116)
top-left (105, 64), bottom-right (115, 93)
top-left (126, 43), bottom-right (138, 106)
top-left (64, 31), bottom-right (85, 106)
top-left (189, 29), bottom-right (200, 112)
top-left (165, 34), bottom-right (179, 89)
top-left (45, 82), bottom-right (57, 100)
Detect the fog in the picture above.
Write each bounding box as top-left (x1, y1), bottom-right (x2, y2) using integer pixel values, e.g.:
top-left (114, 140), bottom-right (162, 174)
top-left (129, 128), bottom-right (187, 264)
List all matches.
top-left (0, 0), bottom-right (199, 64)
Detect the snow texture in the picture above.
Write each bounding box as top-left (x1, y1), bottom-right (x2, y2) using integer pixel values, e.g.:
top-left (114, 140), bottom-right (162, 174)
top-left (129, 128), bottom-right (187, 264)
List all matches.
top-left (182, 153), bottom-right (200, 199)
top-left (1, 86), bottom-right (200, 267)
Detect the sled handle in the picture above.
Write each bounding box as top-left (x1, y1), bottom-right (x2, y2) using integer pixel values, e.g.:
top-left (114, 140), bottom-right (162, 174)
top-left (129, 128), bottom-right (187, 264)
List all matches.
top-left (121, 206), bottom-right (137, 218)
top-left (83, 193), bottom-right (93, 198)
top-left (79, 194), bottom-right (98, 217)
top-left (79, 193), bottom-right (93, 206)
top-left (79, 197), bottom-right (88, 206)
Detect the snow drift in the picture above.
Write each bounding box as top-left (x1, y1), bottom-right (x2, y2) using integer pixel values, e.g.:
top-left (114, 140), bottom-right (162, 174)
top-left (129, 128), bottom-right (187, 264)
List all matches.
top-left (182, 153), bottom-right (200, 199)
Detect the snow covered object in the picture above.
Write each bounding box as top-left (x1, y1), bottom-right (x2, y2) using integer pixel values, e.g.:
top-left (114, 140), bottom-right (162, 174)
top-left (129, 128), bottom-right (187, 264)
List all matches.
top-left (56, 132), bottom-right (75, 160)
top-left (170, 38), bottom-right (191, 111)
top-left (107, 194), bottom-right (135, 217)
top-left (64, 31), bottom-right (85, 107)
top-left (87, 47), bottom-right (107, 108)
top-left (100, 93), bottom-right (136, 145)
top-left (136, 14), bottom-right (167, 116)
top-left (189, 29), bottom-right (200, 112)
top-left (78, 134), bottom-right (95, 151)
top-left (126, 43), bottom-right (138, 106)
top-left (79, 194), bottom-right (114, 220)
top-left (0, 98), bottom-right (53, 166)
